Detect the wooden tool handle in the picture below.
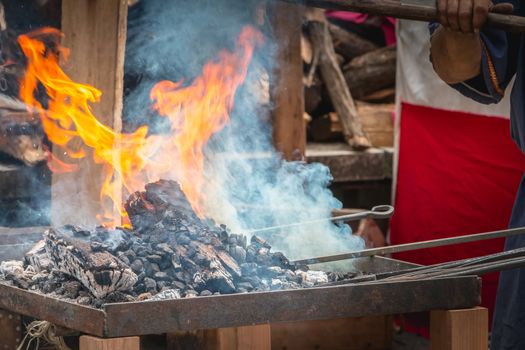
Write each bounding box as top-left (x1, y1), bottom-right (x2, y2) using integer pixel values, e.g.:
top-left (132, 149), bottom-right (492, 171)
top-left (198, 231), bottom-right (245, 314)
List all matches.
top-left (279, 0), bottom-right (525, 32)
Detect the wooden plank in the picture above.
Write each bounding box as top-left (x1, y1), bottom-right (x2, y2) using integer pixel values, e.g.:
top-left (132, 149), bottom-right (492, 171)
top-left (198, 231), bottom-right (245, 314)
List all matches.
top-left (79, 335), bottom-right (140, 350)
top-left (271, 316), bottom-right (392, 350)
top-left (54, 0), bottom-right (128, 226)
top-left (0, 309), bottom-right (22, 350)
top-left (306, 143), bottom-right (393, 182)
top-left (357, 102), bottom-right (394, 148)
top-left (269, 2), bottom-right (305, 160)
top-left (430, 307), bottom-right (488, 350)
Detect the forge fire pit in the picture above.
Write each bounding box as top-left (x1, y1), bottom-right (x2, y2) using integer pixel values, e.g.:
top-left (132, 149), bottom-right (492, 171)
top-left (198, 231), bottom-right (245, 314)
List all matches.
top-left (0, 267), bottom-right (480, 338)
top-left (0, 180), bottom-right (481, 339)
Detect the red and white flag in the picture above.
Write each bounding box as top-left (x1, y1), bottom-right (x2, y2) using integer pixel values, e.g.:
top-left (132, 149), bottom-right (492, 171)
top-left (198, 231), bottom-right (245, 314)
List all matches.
top-left (391, 20), bottom-right (525, 325)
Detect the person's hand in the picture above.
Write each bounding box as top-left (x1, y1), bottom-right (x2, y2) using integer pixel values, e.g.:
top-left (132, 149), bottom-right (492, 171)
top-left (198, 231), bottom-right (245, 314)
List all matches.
top-left (437, 0), bottom-right (514, 33)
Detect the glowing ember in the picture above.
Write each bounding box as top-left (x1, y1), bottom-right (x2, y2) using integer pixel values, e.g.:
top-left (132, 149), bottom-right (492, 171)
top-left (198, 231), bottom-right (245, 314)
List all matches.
top-left (17, 25), bottom-right (263, 226)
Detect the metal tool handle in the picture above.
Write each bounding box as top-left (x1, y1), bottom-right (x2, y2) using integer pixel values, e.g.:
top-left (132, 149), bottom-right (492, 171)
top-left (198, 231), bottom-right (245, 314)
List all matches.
top-left (332, 205), bottom-right (394, 222)
top-left (279, 0), bottom-right (525, 32)
top-left (246, 205), bottom-right (394, 234)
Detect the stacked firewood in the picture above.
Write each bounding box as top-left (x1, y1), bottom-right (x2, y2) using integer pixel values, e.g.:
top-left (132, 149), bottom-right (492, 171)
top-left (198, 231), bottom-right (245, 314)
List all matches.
top-left (0, 3), bottom-right (47, 166)
top-left (303, 10), bottom-right (395, 149)
top-left (0, 180), bottom-right (356, 308)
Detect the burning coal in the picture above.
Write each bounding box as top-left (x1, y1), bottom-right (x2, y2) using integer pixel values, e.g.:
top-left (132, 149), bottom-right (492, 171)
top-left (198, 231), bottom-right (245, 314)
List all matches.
top-left (0, 180), bottom-right (356, 307)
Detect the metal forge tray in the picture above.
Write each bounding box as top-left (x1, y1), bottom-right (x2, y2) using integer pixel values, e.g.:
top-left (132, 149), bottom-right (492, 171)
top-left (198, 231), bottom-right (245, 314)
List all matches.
top-left (0, 254), bottom-right (481, 338)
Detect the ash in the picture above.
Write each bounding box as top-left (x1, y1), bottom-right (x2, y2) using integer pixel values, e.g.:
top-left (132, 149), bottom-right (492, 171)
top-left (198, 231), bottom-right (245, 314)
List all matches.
top-left (0, 180), bottom-right (353, 307)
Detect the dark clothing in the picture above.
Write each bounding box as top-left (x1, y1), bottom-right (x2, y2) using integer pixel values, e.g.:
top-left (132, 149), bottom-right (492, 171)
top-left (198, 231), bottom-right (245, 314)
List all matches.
top-left (495, 175), bottom-right (525, 349)
top-left (430, 2), bottom-right (525, 348)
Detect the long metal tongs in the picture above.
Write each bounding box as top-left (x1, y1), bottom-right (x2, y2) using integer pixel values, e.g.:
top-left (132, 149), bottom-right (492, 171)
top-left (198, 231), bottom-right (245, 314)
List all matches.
top-left (292, 226), bottom-right (525, 265)
top-left (246, 205), bottom-right (394, 235)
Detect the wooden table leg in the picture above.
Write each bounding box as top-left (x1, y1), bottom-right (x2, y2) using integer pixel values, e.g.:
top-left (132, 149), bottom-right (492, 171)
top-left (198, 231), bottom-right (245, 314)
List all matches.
top-left (0, 309), bottom-right (22, 350)
top-left (167, 325), bottom-right (271, 350)
top-left (430, 307), bottom-right (488, 350)
top-left (79, 335), bottom-right (140, 350)
top-left (218, 325), bottom-right (271, 350)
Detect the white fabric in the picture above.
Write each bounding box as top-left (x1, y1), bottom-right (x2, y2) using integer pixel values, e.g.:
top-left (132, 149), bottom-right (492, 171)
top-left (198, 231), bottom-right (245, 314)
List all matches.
top-left (396, 20), bottom-right (511, 118)
top-left (391, 20), bottom-right (512, 213)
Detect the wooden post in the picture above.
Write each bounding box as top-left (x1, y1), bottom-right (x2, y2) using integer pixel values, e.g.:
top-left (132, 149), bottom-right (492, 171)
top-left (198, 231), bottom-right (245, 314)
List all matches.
top-left (430, 307), bottom-right (488, 350)
top-left (0, 309), bottom-right (22, 350)
top-left (79, 335), bottom-right (140, 350)
top-left (53, 0), bottom-right (128, 226)
top-left (269, 2), bottom-right (305, 160)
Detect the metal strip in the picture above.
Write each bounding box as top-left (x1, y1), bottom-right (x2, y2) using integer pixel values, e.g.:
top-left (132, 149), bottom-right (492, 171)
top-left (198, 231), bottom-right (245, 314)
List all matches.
top-left (0, 282), bottom-right (106, 337)
top-left (103, 276), bottom-right (480, 337)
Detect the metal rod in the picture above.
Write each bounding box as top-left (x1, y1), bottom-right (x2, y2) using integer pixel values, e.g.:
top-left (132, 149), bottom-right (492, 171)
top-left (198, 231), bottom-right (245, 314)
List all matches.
top-left (375, 247), bottom-right (525, 279)
top-left (245, 205), bottom-right (393, 234)
top-left (292, 226), bottom-right (525, 265)
top-left (278, 0), bottom-right (525, 32)
top-left (389, 256), bottom-right (525, 280)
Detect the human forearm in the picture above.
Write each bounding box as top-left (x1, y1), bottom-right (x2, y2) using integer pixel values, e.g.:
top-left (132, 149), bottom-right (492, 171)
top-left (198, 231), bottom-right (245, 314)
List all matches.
top-left (430, 27), bottom-right (482, 84)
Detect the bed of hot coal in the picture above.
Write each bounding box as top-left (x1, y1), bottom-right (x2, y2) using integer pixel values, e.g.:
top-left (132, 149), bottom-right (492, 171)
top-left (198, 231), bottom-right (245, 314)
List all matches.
top-left (0, 180), bottom-right (355, 308)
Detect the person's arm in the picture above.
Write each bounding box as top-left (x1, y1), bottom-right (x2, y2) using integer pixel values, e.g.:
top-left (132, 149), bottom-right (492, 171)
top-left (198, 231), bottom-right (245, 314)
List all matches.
top-left (429, 0), bottom-right (513, 84)
top-left (430, 29), bottom-right (482, 84)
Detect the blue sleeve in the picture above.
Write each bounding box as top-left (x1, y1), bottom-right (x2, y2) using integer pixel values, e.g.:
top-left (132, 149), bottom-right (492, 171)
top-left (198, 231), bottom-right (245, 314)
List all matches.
top-left (429, 23), bottom-right (519, 105)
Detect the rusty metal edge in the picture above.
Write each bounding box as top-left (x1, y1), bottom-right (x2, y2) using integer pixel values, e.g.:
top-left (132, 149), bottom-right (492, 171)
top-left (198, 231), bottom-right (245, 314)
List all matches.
top-left (0, 282), bottom-right (106, 337)
top-left (103, 276), bottom-right (481, 337)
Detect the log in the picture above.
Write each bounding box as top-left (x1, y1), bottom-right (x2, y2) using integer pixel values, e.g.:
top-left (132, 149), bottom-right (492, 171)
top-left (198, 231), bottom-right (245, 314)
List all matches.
top-left (343, 45), bottom-right (396, 99)
top-left (307, 15), bottom-right (370, 150)
top-left (44, 227), bottom-right (138, 298)
top-left (359, 87), bottom-right (396, 103)
top-left (328, 22), bottom-right (379, 61)
top-left (309, 102), bottom-right (394, 146)
top-left (0, 95), bottom-right (47, 166)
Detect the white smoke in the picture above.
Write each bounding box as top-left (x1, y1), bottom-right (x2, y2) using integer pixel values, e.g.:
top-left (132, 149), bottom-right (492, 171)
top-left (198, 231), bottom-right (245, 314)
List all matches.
top-left (125, 0), bottom-right (365, 260)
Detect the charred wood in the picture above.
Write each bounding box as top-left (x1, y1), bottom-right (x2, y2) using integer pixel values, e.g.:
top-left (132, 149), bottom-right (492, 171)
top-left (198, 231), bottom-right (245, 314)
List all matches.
top-left (44, 227), bottom-right (138, 298)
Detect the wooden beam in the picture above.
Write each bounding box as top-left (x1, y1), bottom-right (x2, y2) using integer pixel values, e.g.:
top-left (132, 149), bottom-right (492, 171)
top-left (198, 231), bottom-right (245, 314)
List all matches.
top-left (79, 335), bottom-right (140, 350)
top-left (269, 2), bottom-right (305, 160)
top-left (53, 0), bottom-right (128, 226)
top-left (430, 307), bottom-right (488, 350)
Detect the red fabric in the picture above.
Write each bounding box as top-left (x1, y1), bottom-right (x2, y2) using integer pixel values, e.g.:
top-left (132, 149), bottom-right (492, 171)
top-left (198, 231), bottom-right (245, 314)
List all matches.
top-left (325, 11), bottom-right (397, 45)
top-left (391, 103), bottom-right (525, 333)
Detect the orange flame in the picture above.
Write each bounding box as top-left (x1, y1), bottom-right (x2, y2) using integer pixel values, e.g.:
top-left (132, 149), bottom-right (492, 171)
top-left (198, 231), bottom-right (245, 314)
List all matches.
top-left (150, 26), bottom-right (264, 216)
top-left (17, 26), bottom-right (263, 226)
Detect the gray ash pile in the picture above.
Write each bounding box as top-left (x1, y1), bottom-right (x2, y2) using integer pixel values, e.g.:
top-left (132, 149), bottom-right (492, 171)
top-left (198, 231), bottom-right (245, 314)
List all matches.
top-left (0, 180), bottom-right (352, 307)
